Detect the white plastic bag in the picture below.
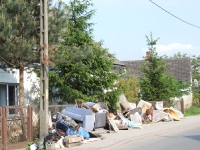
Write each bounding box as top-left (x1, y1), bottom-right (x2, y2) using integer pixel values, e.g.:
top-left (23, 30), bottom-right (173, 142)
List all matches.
top-left (130, 112), bottom-right (142, 129)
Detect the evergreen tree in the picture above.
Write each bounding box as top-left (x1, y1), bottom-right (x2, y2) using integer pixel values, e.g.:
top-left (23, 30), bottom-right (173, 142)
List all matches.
top-left (0, 0), bottom-right (68, 105)
top-left (49, 0), bottom-right (121, 108)
top-left (63, 0), bottom-right (95, 46)
top-left (50, 44), bottom-right (119, 105)
top-left (139, 33), bottom-right (190, 101)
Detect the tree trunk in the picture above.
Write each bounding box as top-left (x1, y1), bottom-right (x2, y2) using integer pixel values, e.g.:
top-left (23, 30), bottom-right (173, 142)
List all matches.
top-left (19, 65), bottom-right (24, 105)
top-left (19, 63), bottom-right (27, 139)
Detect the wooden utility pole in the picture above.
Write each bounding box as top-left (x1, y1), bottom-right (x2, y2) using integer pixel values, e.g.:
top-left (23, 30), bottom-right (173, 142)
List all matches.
top-left (39, 0), bottom-right (49, 142)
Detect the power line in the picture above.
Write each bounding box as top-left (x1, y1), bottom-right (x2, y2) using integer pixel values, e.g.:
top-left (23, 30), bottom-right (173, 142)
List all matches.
top-left (149, 0), bottom-right (200, 29)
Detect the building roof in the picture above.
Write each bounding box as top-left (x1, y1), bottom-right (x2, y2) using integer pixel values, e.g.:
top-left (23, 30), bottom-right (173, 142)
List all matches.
top-left (114, 59), bottom-right (126, 67)
top-left (121, 57), bottom-right (191, 82)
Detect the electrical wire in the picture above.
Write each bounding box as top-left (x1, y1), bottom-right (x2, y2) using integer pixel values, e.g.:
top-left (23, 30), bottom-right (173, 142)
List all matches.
top-left (149, 0), bottom-right (200, 29)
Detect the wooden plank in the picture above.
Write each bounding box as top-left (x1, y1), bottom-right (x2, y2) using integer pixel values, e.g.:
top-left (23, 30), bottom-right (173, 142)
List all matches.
top-left (108, 119), bottom-right (119, 132)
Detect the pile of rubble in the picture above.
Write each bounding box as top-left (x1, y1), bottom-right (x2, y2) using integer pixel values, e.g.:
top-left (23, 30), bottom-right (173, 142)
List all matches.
top-left (30, 94), bottom-right (184, 150)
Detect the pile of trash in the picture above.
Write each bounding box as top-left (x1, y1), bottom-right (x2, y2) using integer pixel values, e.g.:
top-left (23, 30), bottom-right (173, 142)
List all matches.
top-left (30, 94), bottom-right (184, 149)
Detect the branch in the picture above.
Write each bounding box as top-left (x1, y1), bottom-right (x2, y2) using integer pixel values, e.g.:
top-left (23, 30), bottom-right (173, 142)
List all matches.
top-left (0, 55), bottom-right (17, 68)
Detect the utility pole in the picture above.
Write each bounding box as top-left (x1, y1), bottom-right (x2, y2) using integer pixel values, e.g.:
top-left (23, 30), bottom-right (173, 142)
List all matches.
top-left (39, 0), bottom-right (49, 143)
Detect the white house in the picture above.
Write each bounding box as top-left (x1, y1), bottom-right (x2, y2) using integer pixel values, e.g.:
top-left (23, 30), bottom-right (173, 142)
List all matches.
top-left (0, 68), bottom-right (40, 106)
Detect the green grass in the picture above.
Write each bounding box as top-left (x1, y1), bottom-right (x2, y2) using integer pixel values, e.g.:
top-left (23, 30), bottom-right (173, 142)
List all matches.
top-left (184, 106), bottom-right (200, 116)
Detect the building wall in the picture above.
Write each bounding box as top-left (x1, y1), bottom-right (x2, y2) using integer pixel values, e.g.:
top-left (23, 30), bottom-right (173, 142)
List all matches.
top-left (0, 68), bottom-right (40, 106)
top-left (0, 69), bottom-right (19, 83)
top-left (182, 94), bottom-right (193, 109)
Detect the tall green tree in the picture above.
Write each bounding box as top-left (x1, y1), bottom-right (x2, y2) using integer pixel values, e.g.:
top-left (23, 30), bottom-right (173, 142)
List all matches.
top-left (49, 44), bottom-right (119, 104)
top-left (63, 0), bottom-right (95, 46)
top-left (0, 0), bottom-right (68, 105)
top-left (139, 33), bottom-right (190, 101)
top-left (49, 0), bottom-right (121, 108)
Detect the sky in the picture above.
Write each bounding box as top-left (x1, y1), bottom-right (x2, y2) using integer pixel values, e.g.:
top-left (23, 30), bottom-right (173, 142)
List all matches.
top-left (61, 0), bottom-right (200, 61)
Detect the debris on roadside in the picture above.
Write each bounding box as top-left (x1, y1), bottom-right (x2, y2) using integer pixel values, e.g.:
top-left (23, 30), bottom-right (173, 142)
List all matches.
top-left (37, 95), bottom-right (183, 149)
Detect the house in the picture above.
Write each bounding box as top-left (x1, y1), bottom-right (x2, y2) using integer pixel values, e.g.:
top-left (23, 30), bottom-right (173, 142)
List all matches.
top-left (0, 68), bottom-right (39, 106)
top-left (121, 57), bottom-right (192, 110)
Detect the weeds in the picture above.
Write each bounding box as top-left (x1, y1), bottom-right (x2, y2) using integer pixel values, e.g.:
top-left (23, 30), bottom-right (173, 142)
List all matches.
top-left (184, 106), bottom-right (200, 116)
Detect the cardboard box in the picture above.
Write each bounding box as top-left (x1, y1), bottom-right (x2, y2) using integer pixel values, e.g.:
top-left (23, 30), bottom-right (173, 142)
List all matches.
top-left (65, 141), bottom-right (82, 148)
top-left (64, 136), bottom-right (82, 144)
top-left (46, 143), bottom-right (60, 150)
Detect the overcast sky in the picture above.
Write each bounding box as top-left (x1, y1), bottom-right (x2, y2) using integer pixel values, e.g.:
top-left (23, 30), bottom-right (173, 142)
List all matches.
top-left (61, 0), bottom-right (200, 61)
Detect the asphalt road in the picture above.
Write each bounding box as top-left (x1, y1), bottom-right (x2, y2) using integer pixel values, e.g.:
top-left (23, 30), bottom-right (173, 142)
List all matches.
top-left (106, 122), bottom-right (200, 150)
top-left (60, 115), bottom-right (200, 150)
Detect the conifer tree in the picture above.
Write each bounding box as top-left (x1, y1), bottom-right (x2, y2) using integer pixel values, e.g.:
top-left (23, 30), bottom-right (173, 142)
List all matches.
top-left (139, 33), bottom-right (190, 101)
top-left (49, 0), bottom-right (121, 108)
top-left (0, 0), bottom-right (68, 105)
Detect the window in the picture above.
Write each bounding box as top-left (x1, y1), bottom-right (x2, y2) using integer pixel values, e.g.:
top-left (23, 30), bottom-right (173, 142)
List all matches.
top-left (0, 84), bottom-right (18, 106)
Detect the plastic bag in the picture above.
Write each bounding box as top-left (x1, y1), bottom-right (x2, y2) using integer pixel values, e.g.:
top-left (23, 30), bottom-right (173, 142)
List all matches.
top-left (77, 127), bottom-right (90, 139)
top-left (122, 118), bottom-right (134, 128)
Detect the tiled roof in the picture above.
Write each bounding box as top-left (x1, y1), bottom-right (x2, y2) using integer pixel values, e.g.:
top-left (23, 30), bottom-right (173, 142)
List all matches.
top-left (114, 59), bottom-right (126, 66)
top-left (121, 57), bottom-right (191, 82)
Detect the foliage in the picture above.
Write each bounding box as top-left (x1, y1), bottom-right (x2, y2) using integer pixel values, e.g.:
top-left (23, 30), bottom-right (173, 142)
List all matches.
top-left (191, 55), bottom-right (200, 83)
top-left (0, 0), bottom-right (68, 105)
top-left (139, 33), bottom-right (190, 101)
top-left (184, 106), bottom-right (200, 117)
top-left (49, 44), bottom-right (121, 108)
top-left (191, 55), bottom-right (200, 103)
top-left (62, 0), bottom-right (95, 47)
top-left (117, 69), bottom-right (140, 103)
top-left (49, 0), bottom-right (121, 108)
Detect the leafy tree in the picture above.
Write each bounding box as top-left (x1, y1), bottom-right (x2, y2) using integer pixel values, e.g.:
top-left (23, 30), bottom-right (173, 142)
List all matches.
top-left (117, 69), bottom-right (140, 103)
top-left (49, 0), bottom-right (121, 108)
top-left (0, 0), bottom-right (68, 105)
top-left (139, 33), bottom-right (190, 101)
top-left (191, 55), bottom-right (200, 84)
top-left (191, 55), bottom-right (200, 104)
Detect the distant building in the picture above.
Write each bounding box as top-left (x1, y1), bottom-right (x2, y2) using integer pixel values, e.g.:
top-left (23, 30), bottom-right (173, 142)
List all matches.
top-left (121, 57), bottom-right (191, 82)
top-left (121, 57), bottom-right (192, 109)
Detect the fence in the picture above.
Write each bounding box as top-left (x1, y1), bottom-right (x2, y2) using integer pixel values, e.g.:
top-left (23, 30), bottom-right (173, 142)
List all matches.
top-left (0, 105), bottom-right (66, 150)
top-left (0, 106), bottom-right (32, 150)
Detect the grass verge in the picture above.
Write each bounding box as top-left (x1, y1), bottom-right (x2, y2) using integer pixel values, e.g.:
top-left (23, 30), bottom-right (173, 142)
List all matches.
top-left (184, 106), bottom-right (200, 116)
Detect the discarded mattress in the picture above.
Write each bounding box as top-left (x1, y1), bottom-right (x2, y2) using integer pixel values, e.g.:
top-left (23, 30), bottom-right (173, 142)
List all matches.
top-left (153, 110), bottom-right (172, 123)
top-left (163, 108), bottom-right (180, 121)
